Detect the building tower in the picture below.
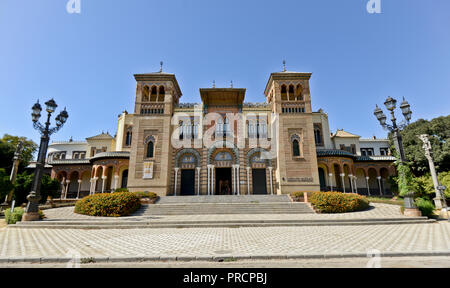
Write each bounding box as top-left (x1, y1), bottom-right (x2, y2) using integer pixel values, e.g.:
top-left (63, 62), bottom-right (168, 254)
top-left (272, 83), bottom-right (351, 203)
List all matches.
top-left (264, 68), bottom-right (320, 193)
top-left (127, 70), bottom-right (182, 194)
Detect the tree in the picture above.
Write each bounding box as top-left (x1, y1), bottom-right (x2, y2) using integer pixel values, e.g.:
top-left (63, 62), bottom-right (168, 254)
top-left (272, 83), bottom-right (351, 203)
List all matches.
top-left (0, 168), bottom-right (14, 201)
top-left (389, 115), bottom-right (450, 176)
top-left (13, 172), bottom-right (61, 206)
top-left (0, 134), bottom-right (38, 174)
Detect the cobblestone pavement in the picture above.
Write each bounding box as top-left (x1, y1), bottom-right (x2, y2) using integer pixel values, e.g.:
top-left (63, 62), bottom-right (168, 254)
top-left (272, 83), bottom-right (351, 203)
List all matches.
top-left (1, 222), bottom-right (449, 259)
top-left (42, 203), bottom-right (406, 222)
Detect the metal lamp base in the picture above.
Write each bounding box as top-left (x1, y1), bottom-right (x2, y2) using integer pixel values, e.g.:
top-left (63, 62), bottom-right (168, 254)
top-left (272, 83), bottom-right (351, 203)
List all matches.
top-left (404, 208), bottom-right (422, 217)
top-left (22, 212), bottom-right (41, 222)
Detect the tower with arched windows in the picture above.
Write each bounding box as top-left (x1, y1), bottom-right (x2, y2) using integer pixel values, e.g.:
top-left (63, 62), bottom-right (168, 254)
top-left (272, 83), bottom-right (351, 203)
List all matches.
top-left (264, 71), bottom-right (321, 193)
top-left (127, 71), bottom-right (182, 194)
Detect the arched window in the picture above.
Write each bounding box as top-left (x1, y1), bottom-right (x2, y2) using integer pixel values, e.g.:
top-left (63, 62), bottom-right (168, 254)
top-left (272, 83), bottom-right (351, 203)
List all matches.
top-left (296, 84), bottom-right (303, 100)
top-left (150, 86), bottom-right (157, 102)
top-left (142, 86), bottom-right (149, 102)
top-left (289, 85), bottom-right (295, 101)
top-left (146, 141), bottom-right (154, 158)
top-left (125, 131), bottom-right (132, 146)
top-left (158, 86), bottom-right (165, 102)
top-left (281, 85), bottom-right (287, 101)
top-left (314, 129), bottom-right (322, 146)
top-left (293, 140), bottom-right (300, 157)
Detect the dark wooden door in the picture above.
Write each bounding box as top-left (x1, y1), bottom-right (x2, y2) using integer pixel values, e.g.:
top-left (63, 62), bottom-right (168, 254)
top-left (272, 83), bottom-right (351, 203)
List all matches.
top-left (252, 169), bottom-right (267, 194)
top-left (180, 169), bottom-right (195, 196)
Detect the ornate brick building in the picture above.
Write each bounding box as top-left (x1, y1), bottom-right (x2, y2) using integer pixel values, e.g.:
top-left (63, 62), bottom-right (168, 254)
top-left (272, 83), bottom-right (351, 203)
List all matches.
top-left (45, 67), bottom-right (396, 198)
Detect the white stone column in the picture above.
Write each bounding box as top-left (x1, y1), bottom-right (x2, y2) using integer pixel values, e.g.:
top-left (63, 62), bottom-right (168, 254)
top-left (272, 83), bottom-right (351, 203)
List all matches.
top-left (377, 176), bottom-right (383, 195)
top-left (268, 167), bottom-right (273, 195)
top-left (211, 165), bottom-right (216, 195)
top-left (77, 179), bottom-right (82, 199)
top-left (174, 168), bottom-right (179, 196)
top-left (65, 180), bottom-right (70, 199)
top-left (196, 167), bottom-right (201, 195)
top-left (340, 173), bottom-right (346, 193)
top-left (353, 177), bottom-right (358, 194)
top-left (113, 175), bottom-right (119, 191)
top-left (246, 167), bottom-right (251, 195)
top-left (349, 174), bottom-right (354, 193)
top-left (94, 177), bottom-right (98, 194)
top-left (207, 165), bottom-right (211, 195)
top-left (231, 165), bottom-right (236, 195)
top-left (60, 181), bottom-right (65, 199)
top-left (366, 176), bottom-right (371, 196)
top-left (89, 178), bottom-right (93, 195)
top-left (328, 173), bottom-right (333, 192)
top-left (101, 176), bottom-right (106, 193)
top-left (236, 165), bottom-right (240, 195)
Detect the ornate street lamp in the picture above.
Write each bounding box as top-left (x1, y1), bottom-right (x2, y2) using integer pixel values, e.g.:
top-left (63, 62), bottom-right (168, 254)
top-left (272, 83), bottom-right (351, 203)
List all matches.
top-left (22, 99), bottom-right (68, 221)
top-left (373, 97), bottom-right (417, 211)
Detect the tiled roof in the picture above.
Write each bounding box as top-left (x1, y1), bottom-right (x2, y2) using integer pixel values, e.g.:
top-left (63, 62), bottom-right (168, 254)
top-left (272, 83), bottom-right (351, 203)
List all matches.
top-left (86, 132), bottom-right (114, 140)
top-left (26, 162), bottom-right (53, 169)
top-left (332, 129), bottom-right (360, 138)
top-left (90, 151), bottom-right (130, 161)
top-left (47, 159), bottom-right (90, 165)
top-left (316, 149), bottom-right (355, 157)
top-left (355, 155), bottom-right (397, 161)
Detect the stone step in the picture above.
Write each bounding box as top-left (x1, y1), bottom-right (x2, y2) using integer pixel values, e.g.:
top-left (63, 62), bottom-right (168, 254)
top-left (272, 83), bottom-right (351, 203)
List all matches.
top-left (155, 195), bottom-right (292, 204)
top-left (11, 218), bottom-right (435, 229)
top-left (137, 202), bottom-right (314, 215)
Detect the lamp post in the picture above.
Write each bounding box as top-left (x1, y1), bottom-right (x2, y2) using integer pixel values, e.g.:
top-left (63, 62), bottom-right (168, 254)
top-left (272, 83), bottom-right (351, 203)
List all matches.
top-left (22, 99), bottom-right (68, 221)
top-left (373, 97), bottom-right (418, 212)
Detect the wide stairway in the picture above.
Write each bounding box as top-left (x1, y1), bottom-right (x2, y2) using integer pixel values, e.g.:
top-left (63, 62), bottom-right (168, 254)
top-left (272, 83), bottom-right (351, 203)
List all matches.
top-left (137, 195), bottom-right (314, 215)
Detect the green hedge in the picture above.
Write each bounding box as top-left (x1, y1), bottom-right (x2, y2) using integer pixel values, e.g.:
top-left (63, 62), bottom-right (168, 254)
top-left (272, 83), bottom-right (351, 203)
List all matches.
top-left (133, 191), bottom-right (158, 199)
top-left (415, 198), bottom-right (435, 217)
top-left (5, 207), bottom-right (25, 224)
top-left (74, 192), bottom-right (141, 217)
top-left (309, 192), bottom-right (370, 213)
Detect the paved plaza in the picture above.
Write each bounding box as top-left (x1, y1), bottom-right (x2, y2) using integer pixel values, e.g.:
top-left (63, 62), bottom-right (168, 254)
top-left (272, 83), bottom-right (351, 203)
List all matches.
top-left (1, 202), bottom-right (449, 266)
top-left (1, 221), bottom-right (449, 263)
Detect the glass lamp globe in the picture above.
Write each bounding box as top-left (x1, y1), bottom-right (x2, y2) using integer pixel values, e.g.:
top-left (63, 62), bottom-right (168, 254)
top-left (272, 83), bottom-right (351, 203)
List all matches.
top-left (384, 96), bottom-right (397, 111)
top-left (45, 99), bottom-right (58, 113)
top-left (400, 97), bottom-right (411, 116)
top-left (59, 108), bottom-right (69, 123)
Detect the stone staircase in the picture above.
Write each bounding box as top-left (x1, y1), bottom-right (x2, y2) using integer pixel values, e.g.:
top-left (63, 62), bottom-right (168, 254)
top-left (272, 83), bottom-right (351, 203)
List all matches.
top-left (156, 195), bottom-right (292, 204)
top-left (134, 195), bottom-right (314, 215)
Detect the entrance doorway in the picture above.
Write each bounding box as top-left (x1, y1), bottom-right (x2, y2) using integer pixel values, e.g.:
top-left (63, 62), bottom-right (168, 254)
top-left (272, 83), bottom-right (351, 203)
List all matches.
top-left (252, 169), bottom-right (267, 194)
top-left (180, 169), bottom-right (195, 196)
top-left (318, 168), bottom-right (326, 191)
top-left (215, 168), bottom-right (232, 195)
top-left (121, 170), bottom-right (128, 189)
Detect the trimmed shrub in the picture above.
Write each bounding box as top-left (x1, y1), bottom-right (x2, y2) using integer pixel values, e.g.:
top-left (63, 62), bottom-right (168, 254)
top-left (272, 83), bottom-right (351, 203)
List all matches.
top-left (290, 192), bottom-right (304, 198)
top-left (415, 198), bottom-right (435, 217)
top-left (290, 191), bottom-right (305, 202)
top-left (133, 191), bottom-right (158, 199)
top-left (74, 192), bottom-right (141, 217)
top-left (5, 207), bottom-right (25, 224)
top-left (113, 188), bottom-right (129, 193)
top-left (309, 192), bottom-right (370, 213)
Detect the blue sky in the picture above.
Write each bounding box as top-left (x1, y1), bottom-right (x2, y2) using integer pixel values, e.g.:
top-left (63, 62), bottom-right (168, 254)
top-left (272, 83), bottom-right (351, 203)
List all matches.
top-left (1, 0), bottom-right (449, 145)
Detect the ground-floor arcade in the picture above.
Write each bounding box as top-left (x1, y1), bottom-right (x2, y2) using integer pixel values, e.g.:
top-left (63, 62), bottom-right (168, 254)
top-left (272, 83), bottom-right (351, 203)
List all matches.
top-left (317, 153), bottom-right (396, 196)
top-left (50, 152), bottom-right (130, 199)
